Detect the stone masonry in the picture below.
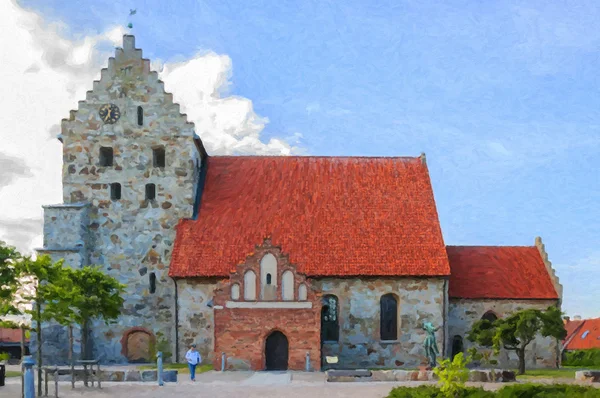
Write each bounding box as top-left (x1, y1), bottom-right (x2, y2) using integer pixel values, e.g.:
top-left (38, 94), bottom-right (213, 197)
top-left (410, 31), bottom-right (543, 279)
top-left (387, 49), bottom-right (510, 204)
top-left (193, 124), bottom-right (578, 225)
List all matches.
top-left (36, 35), bottom-right (204, 364)
top-left (311, 278), bottom-right (447, 369)
top-left (448, 299), bottom-right (561, 369)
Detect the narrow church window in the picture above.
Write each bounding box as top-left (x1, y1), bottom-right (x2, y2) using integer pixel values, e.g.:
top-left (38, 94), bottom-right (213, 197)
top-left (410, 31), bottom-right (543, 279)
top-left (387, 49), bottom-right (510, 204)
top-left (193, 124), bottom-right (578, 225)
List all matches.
top-left (153, 147), bottom-right (166, 168)
top-left (298, 284), bottom-right (307, 301)
top-left (380, 294), bottom-right (398, 341)
top-left (149, 272), bottom-right (156, 294)
top-left (244, 270), bottom-right (256, 300)
top-left (282, 270), bottom-right (294, 301)
top-left (146, 183), bottom-right (156, 200)
top-left (137, 106), bottom-right (143, 126)
top-left (482, 311), bottom-right (498, 323)
top-left (231, 284), bottom-right (240, 300)
top-left (99, 147), bottom-right (113, 167)
top-left (266, 274), bottom-right (272, 285)
top-left (110, 183), bottom-right (121, 200)
top-left (321, 295), bottom-right (339, 342)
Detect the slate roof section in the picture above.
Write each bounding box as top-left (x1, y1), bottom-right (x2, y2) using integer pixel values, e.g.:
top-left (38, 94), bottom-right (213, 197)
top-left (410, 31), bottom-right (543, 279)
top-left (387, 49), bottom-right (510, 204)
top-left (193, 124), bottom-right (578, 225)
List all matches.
top-left (563, 318), bottom-right (600, 350)
top-left (169, 156), bottom-right (450, 277)
top-left (447, 246), bottom-right (559, 299)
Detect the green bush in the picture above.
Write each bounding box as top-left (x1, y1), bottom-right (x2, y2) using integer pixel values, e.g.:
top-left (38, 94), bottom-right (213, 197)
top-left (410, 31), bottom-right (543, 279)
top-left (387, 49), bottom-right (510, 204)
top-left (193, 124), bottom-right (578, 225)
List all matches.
top-left (387, 384), bottom-right (600, 398)
top-left (564, 349), bottom-right (600, 367)
top-left (497, 383), bottom-right (600, 398)
top-left (433, 352), bottom-right (471, 397)
top-left (387, 385), bottom-right (493, 398)
top-left (0, 352), bottom-right (10, 362)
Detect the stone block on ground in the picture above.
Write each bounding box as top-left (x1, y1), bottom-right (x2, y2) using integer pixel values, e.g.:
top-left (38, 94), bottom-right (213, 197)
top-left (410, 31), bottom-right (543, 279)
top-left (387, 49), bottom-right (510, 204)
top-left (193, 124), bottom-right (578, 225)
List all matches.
top-left (141, 370), bottom-right (157, 382)
top-left (124, 370), bottom-right (141, 381)
top-left (575, 370), bottom-right (600, 383)
top-left (103, 370), bottom-right (124, 381)
top-left (162, 370), bottom-right (178, 382)
top-left (371, 370), bottom-right (396, 381)
top-left (327, 369), bottom-right (372, 382)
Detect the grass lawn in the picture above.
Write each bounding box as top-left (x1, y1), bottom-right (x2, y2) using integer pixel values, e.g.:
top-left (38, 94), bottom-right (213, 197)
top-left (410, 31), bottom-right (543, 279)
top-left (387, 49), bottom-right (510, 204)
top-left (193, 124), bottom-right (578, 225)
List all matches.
top-left (517, 367), bottom-right (600, 379)
top-left (138, 363), bottom-right (212, 374)
top-left (6, 371), bottom-right (22, 378)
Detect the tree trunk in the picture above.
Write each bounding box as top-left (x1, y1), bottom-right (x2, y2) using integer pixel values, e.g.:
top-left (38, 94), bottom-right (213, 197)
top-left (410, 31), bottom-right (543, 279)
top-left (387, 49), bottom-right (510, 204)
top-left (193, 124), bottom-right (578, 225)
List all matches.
top-left (517, 347), bottom-right (526, 375)
top-left (81, 320), bottom-right (88, 360)
top-left (69, 325), bottom-right (74, 389)
top-left (36, 302), bottom-right (42, 397)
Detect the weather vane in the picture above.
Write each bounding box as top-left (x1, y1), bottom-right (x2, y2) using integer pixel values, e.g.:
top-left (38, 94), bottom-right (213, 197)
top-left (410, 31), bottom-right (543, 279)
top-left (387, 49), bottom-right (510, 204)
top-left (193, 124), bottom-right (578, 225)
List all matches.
top-left (127, 8), bottom-right (136, 29)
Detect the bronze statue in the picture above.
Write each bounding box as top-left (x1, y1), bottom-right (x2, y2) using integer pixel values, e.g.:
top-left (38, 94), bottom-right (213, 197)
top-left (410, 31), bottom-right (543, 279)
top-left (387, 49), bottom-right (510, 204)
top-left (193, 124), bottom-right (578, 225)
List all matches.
top-left (423, 322), bottom-right (440, 368)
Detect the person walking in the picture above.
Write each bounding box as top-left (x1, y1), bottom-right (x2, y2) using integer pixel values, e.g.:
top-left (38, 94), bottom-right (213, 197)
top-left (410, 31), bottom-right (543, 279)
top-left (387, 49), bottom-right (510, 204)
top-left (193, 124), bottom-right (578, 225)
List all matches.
top-left (185, 344), bottom-right (202, 382)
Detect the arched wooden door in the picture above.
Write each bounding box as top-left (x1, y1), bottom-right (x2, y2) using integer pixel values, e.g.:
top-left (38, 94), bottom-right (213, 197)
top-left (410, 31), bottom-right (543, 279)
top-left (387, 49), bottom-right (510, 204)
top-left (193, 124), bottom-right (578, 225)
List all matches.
top-left (265, 331), bottom-right (288, 370)
top-left (126, 331), bottom-right (152, 363)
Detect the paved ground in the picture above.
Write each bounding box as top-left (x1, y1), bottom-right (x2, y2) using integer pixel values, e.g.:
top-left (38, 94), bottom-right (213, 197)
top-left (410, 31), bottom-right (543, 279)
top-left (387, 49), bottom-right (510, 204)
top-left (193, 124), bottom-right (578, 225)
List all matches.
top-left (2, 370), bottom-right (598, 398)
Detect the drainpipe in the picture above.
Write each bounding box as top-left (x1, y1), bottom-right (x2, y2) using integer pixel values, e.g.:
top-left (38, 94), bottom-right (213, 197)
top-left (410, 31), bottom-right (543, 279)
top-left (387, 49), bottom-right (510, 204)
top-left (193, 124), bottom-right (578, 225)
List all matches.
top-left (173, 278), bottom-right (179, 363)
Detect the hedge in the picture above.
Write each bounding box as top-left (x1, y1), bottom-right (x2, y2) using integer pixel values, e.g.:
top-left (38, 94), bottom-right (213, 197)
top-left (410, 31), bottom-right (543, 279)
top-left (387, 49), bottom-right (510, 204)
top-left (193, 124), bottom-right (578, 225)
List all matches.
top-left (564, 349), bottom-right (600, 367)
top-left (387, 384), bottom-right (600, 398)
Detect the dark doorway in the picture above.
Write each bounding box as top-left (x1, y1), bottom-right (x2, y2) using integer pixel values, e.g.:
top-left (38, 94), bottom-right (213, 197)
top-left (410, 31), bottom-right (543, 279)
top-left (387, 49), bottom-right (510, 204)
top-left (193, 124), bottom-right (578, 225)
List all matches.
top-left (451, 335), bottom-right (464, 360)
top-left (265, 331), bottom-right (288, 371)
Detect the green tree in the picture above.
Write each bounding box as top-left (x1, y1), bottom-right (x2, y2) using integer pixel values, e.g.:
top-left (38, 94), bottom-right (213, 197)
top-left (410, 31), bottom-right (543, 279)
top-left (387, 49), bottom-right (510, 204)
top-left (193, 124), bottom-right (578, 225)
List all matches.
top-left (467, 306), bottom-right (566, 375)
top-left (16, 254), bottom-right (70, 396)
top-left (0, 241), bottom-right (23, 317)
top-left (64, 266), bottom-right (126, 360)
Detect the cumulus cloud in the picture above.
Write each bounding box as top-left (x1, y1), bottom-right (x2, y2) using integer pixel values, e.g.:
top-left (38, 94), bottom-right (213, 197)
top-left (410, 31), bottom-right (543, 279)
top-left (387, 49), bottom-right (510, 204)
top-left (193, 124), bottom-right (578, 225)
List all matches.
top-left (0, 0), bottom-right (299, 253)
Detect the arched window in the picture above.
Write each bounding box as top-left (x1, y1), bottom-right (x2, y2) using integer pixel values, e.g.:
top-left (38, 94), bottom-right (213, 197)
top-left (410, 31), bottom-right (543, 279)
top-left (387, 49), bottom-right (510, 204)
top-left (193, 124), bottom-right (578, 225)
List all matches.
top-left (282, 271), bottom-right (294, 301)
top-left (137, 106), bottom-right (143, 126)
top-left (298, 284), bottom-right (307, 301)
top-left (260, 254), bottom-right (277, 300)
top-left (482, 311), bottom-right (498, 323)
top-left (149, 272), bottom-right (156, 294)
top-left (321, 295), bottom-right (339, 342)
top-left (231, 283), bottom-right (240, 300)
top-left (244, 270), bottom-right (256, 300)
top-left (380, 294), bottom-right (398, 341)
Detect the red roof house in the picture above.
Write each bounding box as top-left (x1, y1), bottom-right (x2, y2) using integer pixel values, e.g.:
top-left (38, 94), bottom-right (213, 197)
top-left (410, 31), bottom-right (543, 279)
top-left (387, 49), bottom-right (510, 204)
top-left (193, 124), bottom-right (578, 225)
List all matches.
top-left (563, 318), bottom-right (600, 350)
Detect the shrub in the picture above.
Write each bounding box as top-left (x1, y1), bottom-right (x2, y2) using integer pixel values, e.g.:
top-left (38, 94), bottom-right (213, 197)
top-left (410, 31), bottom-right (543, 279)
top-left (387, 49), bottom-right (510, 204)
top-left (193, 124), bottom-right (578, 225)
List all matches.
top-left (433, 352), bottom-right (472, 397)
top-left (564, 349), bottom-right (600, 367)
top-left (0, 352), bottom-right (10, 362)
top-left (496, 383), bottom-right (600, 398)
top-left (387, 384), bottom-right (600, 398)
top-left (387, 386), bottom-right (493, 398)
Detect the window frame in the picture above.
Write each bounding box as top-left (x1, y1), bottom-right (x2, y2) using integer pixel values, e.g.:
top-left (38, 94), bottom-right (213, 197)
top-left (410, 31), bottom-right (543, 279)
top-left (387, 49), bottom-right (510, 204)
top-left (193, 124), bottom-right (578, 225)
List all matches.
top-left (321, 295), bottom-right (340, 343)
top-left (380, 293), bottom-right (398, 341)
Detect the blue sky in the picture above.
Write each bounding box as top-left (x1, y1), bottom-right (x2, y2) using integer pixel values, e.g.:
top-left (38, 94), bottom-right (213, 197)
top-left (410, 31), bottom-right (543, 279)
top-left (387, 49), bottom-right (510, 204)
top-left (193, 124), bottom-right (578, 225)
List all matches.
top-left (14, 0), bottom-right (600, 318)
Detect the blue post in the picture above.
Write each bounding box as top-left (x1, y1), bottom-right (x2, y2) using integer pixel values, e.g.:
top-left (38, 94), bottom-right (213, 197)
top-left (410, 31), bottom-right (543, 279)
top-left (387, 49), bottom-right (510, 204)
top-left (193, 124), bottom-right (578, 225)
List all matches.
top-left (305, 352), bottom-right (310, 372)
top-left (221, 352), bottom-right (225, 372)
top-left (157, 351), bottom-right (164, 386)
top-left (23, 356), bottom-right (35, 398)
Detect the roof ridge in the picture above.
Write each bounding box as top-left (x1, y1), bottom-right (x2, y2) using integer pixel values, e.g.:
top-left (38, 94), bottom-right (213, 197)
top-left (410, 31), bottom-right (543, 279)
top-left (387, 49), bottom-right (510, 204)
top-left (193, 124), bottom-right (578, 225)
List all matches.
top-left (209, 155), bottom-right (422, 160)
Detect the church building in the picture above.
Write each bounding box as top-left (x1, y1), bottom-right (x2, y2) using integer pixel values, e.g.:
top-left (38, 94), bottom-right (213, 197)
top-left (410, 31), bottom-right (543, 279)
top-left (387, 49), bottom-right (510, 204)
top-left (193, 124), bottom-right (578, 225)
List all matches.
top-left (36, 35), bottom-right (563, 371)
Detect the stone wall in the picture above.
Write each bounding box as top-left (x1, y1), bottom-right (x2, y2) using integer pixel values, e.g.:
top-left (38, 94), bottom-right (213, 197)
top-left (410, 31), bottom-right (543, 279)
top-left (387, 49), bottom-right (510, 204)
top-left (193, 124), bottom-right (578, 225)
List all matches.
top-left (311, 278), bottom-right (446, 369)
top-left (37, 35), bottom-right (203, 364)
top-left (448, 299), bottom-right (560, 369)
top-left (176, 279), bottom-right (216, 364)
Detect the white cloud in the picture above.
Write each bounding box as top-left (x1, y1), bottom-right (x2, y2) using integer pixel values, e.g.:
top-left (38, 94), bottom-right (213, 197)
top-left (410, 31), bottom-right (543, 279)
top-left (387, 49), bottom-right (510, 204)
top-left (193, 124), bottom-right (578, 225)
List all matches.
top-left (0, 0), bottom-right (299, 254)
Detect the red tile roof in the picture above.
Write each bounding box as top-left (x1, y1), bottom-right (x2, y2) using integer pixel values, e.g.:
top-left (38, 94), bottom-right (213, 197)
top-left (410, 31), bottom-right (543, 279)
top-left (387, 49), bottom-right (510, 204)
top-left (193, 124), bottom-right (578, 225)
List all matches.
top-left (563, 318), bottom-right (600, 350)
top-left (0, 328), bottom-right (28, 344)
top-left (447, 246), bottom-right (559, 299)
top-left (169, 156), bottom-right (450, 277)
